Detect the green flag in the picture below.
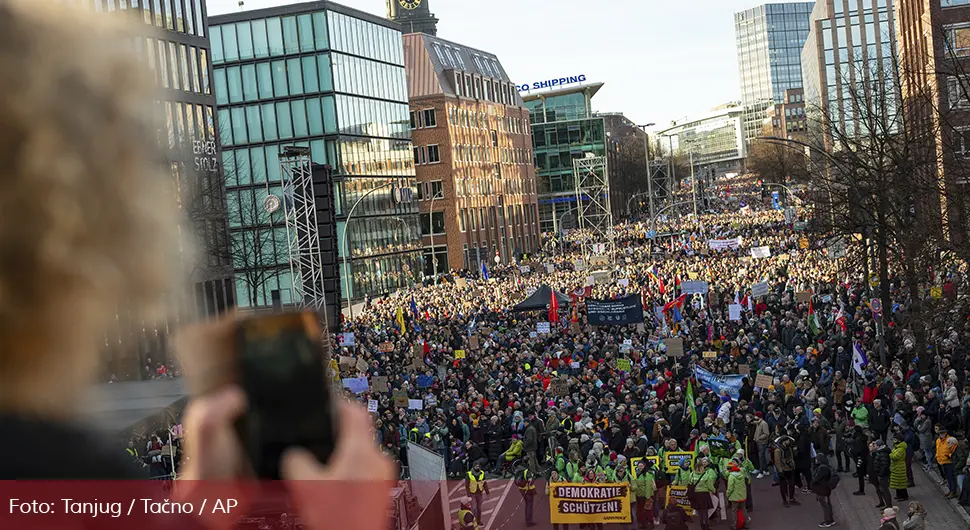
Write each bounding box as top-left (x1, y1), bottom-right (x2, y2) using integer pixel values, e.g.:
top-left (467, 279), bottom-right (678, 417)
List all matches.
top-left (686, 379), bottom-right (697, 427)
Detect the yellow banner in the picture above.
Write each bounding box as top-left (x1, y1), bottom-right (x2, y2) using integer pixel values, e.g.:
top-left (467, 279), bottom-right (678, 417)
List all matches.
top-left (663, 451), bottom-right (694, 473)
top-left (629, 456), bottom-right (660, 479)
top-left (549, 482), bottom-right (632, 524)
top-left (666, 485), bottom-right (695, 516)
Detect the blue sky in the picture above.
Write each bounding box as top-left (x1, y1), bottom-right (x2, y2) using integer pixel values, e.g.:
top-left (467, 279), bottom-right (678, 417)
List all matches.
top-left (207, 0), bottom-right (808, 128)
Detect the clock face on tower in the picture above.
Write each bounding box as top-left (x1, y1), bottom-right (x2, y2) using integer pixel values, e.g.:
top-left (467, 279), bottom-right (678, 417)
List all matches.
top-left (399, 0), bottom-right (421, 10)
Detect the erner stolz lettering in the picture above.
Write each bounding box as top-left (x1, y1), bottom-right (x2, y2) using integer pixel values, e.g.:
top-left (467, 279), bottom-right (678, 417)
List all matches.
top-left (517, 74), bottom-right (586, 92)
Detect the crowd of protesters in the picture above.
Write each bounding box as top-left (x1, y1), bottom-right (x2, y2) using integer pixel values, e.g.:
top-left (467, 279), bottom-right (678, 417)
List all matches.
top-left (333, 175), bottom-right (970, 529)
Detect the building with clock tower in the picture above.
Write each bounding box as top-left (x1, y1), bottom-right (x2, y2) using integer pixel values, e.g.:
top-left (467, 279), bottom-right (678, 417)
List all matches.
top-left (387, 0), bottom-right (438, 36)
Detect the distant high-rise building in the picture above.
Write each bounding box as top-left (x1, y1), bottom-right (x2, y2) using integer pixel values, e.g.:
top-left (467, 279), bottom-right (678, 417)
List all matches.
top-left (735, 2), bottom-right (814, 146)
top-left (387, 0), bottom-right (438, 36)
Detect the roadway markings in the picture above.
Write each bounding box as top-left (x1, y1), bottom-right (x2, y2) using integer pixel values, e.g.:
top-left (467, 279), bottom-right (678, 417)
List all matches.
top-left (447, 480), bottom-right (514, 530)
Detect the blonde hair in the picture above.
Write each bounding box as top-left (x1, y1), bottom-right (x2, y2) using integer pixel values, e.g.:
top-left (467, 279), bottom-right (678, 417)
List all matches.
top-left (0, 1), bottom-right (183, 415)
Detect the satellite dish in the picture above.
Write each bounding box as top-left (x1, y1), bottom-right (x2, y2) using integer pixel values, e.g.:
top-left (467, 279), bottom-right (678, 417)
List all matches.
top-left (263, 194), bottom-right (281, 214)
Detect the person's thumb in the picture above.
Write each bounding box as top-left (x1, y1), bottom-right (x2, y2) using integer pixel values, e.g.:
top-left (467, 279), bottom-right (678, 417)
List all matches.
top-left (281, 447), bottom-right (326, 480)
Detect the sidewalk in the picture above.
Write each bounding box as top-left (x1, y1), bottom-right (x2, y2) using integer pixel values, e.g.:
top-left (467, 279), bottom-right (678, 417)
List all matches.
top-left (832, 465), bottom-right (970, 528)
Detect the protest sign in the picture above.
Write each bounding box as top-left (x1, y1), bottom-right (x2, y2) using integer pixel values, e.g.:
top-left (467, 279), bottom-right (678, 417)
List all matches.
top-left (751, 281), bottom-right (770, 297)
top-left (407, 399), bottom-right (423, 410)
top-left (339, 356), bottom-right (355, 370)
top-left (592, 271), bottom-right (611, 284)
top-left (728, 304), bottom-right (742, 321)
top-left (455, 349), bottom-right (466, 359)
top-left (416, 375), bottom-right (434, 388)
top-left (549, 483), bottom-right (631, 524)
top-left (341, 377), bottom-right (369, 394)
top-left (799, 237), bottom-right (810, 249)
top-left (356, 357), bottom-right (369, 372)
top-left (372, 376), bottom-right (389, 392)
top-left (412, 343), bottom-right (425, 370)
top-left (666, 486), bottom-right (695, 516)
top-left (796, 291), bottom-right (813, 303)
top-left (629, 456), bottom-right (661, 479)
top-left (664, 451), bottom-right (694, 473)
top-left (754, 373), bottom-right (773, 390)
top-left (590, 256), bottom-right (610, 268)
top-left (551, 377), bottom-right (570, 396)
top-left (708, 237), bottom-right (742, 250)
top-left (392, 389), bottom-right (409, 408)
top-left (337, 332), bottom-right (355, 347)
top-left (469, 336), bottom-right (480, 350)
top-left (738, 364), bottom-right (750, 375)
top-left (379, 341), bottom-right (394, 353)
top-left (750, 246), bottom-right (771, 259)
top-left (694, 365), bottom-right (744, 400)
top-left (617, 359), bottom-right (631, 372)
top-left (367, 400), bottom-right (378, 413)
top-left (617, 278), bottom-right (630, 288)
top-left (454, 277), bottom-right (467, 288)
top-left (586, 295), bottom-right (645, 325)
top-left (537, 322), bottom-right (551, 334)
top-left (702, 351), bottom-right (717, 359)
top-left (574, 259), bottom-right (586, 271)
top-left (681, 281), bottom-right (709, 295)
top-left (663, 337), bottom-right (684, 358)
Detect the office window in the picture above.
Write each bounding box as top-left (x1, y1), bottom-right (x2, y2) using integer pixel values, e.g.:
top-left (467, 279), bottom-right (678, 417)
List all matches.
top-left (420, 212), bottom-right (445, 236)
top-left (230, 107), bottom-right (248, 145)
top-left (413, 146), bottom-right (420, 165)
top-left (200, 49), bottom-right (210, 95)
top-left (312, 12), bottom-right (329, 50)
top-left (267, 17), bottom-right (284, 56)
top-left (949, 76), bottom-right (970, 108)
top-left (261, 103), bottom-right (278, 141)
top-left (241, 64), bottom-right (257, 101)
top-left (222, 23), bottom-right (238, 62)
top-left (302, 56), bottom-right (319, 93)
top-left (272, 61), bottom-right (288, 98)
top-left (214, 68), bottom-right (228, 105)
top-left (423, 109), bottom-right (436, 127)
top-left (306, 98), bottom-right (323, 135)
top-left (409, 111), bottom-right (417, 129)
top-left (276, 101), bottom-right (293, 139)
top-left (459, 209), bottom-right (466, 231)
top-left (427, 144), bottom-right (441, 163)
top-left (946, 24), bottom-right (970, 56)
top-left (298, 14), bottom-right (314, 53)
top-left (189, 46), bottom-right (200, 93)
top-left (226, 66), bottom-right (242, 103)
top-left (282, 16), bottom-right (299, 54)
top-left (256, 62), bottom-right (273, 99)
top-left (193, 0), bottom-right (204, 37)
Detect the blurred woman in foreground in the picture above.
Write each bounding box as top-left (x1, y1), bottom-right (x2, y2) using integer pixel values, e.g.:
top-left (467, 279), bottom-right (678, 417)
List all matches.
top-left (0, 1), bottom-right (392, 527)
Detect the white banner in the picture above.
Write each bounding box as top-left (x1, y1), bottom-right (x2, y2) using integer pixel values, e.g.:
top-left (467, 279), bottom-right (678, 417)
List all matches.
top-left (750, 246), bottom-right (771, 259)
top-left (537, 322), bottom-right (551, 334)
top-left (751, 281), bottom-right (770, 297)
top-left (681, 280), bottom-right (709, 294)
top-left (708, 237), bottom-right (742, 250)
top-left (728, 304), bottom-right (742, 321)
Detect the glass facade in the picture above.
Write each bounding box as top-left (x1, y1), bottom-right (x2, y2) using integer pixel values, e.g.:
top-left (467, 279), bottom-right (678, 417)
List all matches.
top-left (211, 5), bottom-right (420, 305)
top-left (802, 0), bottom-right (897, 137)
top-left (735, 2), bottom-right (814, 145)
top-left (524, 87), bottom-right (607, 233)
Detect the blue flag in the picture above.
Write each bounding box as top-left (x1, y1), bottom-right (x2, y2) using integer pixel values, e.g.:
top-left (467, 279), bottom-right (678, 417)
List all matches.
top-left (481, 261), bottom-right (489, 280)
top-left (409, 296), bottom-right (419, 319)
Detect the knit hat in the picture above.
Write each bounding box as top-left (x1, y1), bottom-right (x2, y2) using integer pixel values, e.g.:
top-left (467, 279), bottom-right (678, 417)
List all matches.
top-left (882, 506), bottom-right (898, 519)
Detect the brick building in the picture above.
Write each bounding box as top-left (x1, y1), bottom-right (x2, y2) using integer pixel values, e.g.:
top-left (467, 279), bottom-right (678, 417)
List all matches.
top-left (763, 88), bottom-right (807, 139)
top-left (896, 0), bottom-right (970, 246)
top-left (403, 33), bottom-right (539, 275)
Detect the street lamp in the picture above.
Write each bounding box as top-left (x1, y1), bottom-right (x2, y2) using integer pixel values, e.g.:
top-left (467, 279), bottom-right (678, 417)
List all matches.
top-left (342, 180), bottom-right (395, 320)
top-left (637, 123), bottom-right (657, 223)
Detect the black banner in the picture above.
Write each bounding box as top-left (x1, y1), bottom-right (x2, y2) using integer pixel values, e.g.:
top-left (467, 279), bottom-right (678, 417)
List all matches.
top-left (586, 295), bottom-right (644, 325)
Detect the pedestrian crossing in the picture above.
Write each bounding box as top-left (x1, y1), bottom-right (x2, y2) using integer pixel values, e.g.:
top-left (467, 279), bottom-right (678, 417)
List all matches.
top-left (447, 479), bottom-right (513, 530)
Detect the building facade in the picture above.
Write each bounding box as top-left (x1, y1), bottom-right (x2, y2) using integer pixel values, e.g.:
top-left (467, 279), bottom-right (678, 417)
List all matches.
top-left (659, 104), bottom-right (747, 179)
top-left (763, 88), bottom-right (807, 138)
top-left (801, 0), bottom-right (897, 134)
top-left (386, 0), bottom-right (438, 35)
top-left (69, 0), bottom-right (234, 379)
top-left (896, 0), bottom-right (970, 245)
top-left (403, 33), bottom-right (539, 275)
top-left (210, 1), bottom-right (422, 305)
top-left (599, 112), bottom-right (669, 217)
top-left (523, 83), bottom-right (608, 233)
top-left (735, 2), bottom-right (815, 147)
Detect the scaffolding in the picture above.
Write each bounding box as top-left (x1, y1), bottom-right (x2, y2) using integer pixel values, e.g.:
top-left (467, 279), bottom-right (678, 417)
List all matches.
top-left (279, 146), bottom-right (328, 325)
top-left (573, 154), bottom-right (614, 260)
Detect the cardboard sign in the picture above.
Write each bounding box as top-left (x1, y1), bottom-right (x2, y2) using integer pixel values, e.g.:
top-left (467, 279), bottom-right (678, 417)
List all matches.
top-left (681, 280), bottom-right (709, 295)
top-left (799, 237), bottom-right (810, 249)
top-left (356, 357), bottom-right (369, 372)
top-left (372, 376), bottom-right (389, 392)
top-left (551, 377), bottom-right (570, 396)
top-left (392, 389), bottom-right (409, 408)
top-left (702, 351), bottom-right (717, 359)
top-left (750, 246), bottom-right (771, 259)
top-left (590, 256), bottom-right (610, 268)
top-left (455, 349), bottom-right (466, 359)
top-left (455, 277), bottom-right (467, 288)
top-left (367, 399), bottom-right (378, 413)
top-left (754, 373), bottom-right (773, 389)
top-left (469, 336), bottom-right (480, 350)
top-left (339, 356), bottom-right (355, 369)
top-left (574, 259), bottom-right (586, 271)
top-left (930, 286), bottom-right (942, 298)
top-left (738, 364), bottom-right (751, 376)
top-left (379, 341), bottom-right (394, 353)
top-left (571, 321), bottom-right (581, 333)
top-left (407, 399), bottom-right (423, 410)
top-left (636, 323), bottom-right (645, 333)
top-left (663, 337), bottom-right (684, 358)
top-left (796, 291), bottom-right (813, 303)
top-left (751, 281), bottom-right (770, 297)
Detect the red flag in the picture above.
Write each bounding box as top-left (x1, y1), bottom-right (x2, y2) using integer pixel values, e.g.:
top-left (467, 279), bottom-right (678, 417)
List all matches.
top-left (663, 294), bottom-right (688, 313)
top-left (549, 291), bottom-right (560, 323)
top-left (658, 276), bottom-right (666, 295)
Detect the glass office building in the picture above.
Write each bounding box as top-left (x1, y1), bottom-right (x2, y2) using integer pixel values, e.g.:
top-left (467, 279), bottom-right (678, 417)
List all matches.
top-left (210, 2), bottom-right (421, 305)
top-left (523, 83), bottom-right (607, 233)
top-left (735, 2), bottom-right (814, 145)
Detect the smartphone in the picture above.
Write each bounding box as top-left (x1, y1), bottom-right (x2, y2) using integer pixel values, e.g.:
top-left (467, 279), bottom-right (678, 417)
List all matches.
top-left (234, 312), bottom-right (339, 479)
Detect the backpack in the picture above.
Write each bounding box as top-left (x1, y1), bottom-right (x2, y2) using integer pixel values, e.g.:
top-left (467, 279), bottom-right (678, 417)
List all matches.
top-left (827, 470), bottom-right (840, 490)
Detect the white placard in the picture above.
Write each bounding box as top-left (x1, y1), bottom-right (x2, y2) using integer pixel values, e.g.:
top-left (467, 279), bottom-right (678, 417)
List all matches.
top-left (708, 237), bottom-right (742, 250)
top-left (367, 399), bottom-right (378, 413)
top-left (407, 399), bottom-right (424, 410)
top-left (536, 322), bottom-right (551, 334)
top-left (681, 280), bottom-right (709, 295)
top-left (338, 332), bottom-right (356, 347)
top-left (618, 278), bottom-right (630, 287)
top-left (729, 304), bottom-right (742, 321)
top-left (750, 246), bottom-right (771, 259)
top-left (751, 281), bottom-right (770, 297)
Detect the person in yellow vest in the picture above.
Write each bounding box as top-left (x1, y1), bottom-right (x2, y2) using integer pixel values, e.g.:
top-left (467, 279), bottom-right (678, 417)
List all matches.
top-left (457, 498), bottom-right (477, 530)
top-left (466, 461), bottom-right (490, 524)
top-left (125, 440), bottom-right (139, 460)
top-left (515, 465), bottom-right (537, 527)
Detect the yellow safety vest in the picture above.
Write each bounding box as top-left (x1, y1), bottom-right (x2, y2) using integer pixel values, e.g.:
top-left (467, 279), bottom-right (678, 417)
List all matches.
top-left (517, 469), bottom-right (536, 492)
top-left (457, 508), bottom-right (477, 530)
top-left (467, 470), bottom-right (485, 494)
top-left (126, 447), bottom-right (138, 457)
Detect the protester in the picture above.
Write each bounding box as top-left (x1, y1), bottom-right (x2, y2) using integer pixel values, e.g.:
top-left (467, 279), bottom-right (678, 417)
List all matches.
top-left (901, 502), bottom-right (926, 530)
top-left (810, 453), bottom-right (836, 528)
top-left (878, 506), bottom-right (902, 530)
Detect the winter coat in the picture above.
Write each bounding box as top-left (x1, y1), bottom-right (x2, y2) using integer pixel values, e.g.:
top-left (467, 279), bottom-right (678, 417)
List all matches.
top-left (889, 442), bottom-right (908, 490)
top-left (851, 406), bottom-right (869, 428)
top-left (523, 424), bottom-right (538, 452)
top-left (870, 446), bottom-right (891, 478)
top-left (726, 470), bottom-right (747, 501)
top-left (870, 407), bottom-right (891, 434)
top-left (944, 386), bottom-right (960, 409)
top-left (834, 418), bottom-right (849, 451)
top-left (902, 513), bottom-right (925, 530)
top-left (810, 462), bottom-right (832, 496)
top-left (914, 415), bottom-right (934, 450)
top-left (753, 419), bottom-right (771, 444)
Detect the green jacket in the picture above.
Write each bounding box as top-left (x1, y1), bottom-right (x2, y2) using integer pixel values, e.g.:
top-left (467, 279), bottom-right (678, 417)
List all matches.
top-left (691, 468), bottom-right (717, 493)
top-left (726, 470), bottom-right (747, 502)
top-left (672, 469), bottom-right (692, 486)
top-left (631, 472), bottom-right (656, 501)
top-left (851, 406), bottom-right (869, 428)
top-left (889, 442), bottom-right (908, 490)
top-left (556, 456), bottom-right (566, 473)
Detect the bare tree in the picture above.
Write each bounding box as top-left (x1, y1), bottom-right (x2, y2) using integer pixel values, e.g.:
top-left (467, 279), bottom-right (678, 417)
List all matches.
top-left (746, 137), bottom-right (809, 185)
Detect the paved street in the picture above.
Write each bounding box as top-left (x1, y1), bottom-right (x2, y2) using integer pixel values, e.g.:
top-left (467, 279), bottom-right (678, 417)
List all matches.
top-left (441, 465), bottom-right (970, 530)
